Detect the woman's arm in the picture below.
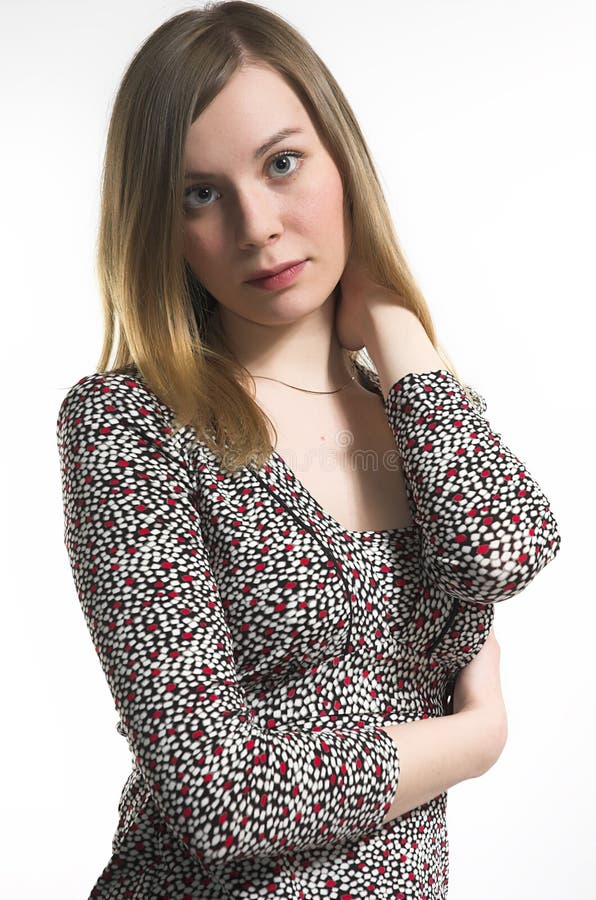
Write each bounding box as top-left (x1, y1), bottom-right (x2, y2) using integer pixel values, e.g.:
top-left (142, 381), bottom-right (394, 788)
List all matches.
top-left (361, 301), bottom-right (561, 605)
top-left (56, 371), bottom-right (402, 868)
top-left (382, 628), bottom-right (507, 823)
top-left (360, 298), bottom-right (448, 397)
top-left (381, 708), bottom-right (491, 823)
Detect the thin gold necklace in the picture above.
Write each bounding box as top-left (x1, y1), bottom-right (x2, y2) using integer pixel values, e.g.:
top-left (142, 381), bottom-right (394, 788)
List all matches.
top-left (251, 369), bottom-right (356, 394)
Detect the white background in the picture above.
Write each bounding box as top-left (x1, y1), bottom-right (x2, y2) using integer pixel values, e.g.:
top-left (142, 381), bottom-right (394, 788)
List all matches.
top-left (1, 0), bottom-right (594, 897)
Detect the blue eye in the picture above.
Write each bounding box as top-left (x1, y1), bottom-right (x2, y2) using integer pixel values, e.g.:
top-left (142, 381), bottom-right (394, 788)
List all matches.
top-left (184, 184), bottom-right (218, 210)
top-left (268, 150), bottom-right (303, 177)
top-left (183, 149), bottom-right (304, 212)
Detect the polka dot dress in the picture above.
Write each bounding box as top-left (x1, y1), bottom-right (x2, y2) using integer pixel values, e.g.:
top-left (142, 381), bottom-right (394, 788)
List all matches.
top-left (56, 367), bottom-right (561, 898)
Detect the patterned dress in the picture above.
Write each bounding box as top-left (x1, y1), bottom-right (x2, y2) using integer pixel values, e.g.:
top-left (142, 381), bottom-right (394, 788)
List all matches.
top-left (56, 366), bottom-right (561, 899)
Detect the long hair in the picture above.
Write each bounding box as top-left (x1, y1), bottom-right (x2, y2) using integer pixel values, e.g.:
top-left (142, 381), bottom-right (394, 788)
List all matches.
top-left (97, 0), bottom-right (466, 474)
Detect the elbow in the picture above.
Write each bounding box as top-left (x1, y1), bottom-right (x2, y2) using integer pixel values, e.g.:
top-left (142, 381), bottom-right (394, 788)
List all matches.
top-left (180, 803), bottom-right (298, 869)
top-left (152, 783), bottom-right (268, 868)
top-left (433, 565), bottom-right (524, 607)
top-left (143, 743), bottom-right (283, 868)
top-left (446, 565), bottom-right (547, 607)
top-left (435, 525), bottom-right (562, 606)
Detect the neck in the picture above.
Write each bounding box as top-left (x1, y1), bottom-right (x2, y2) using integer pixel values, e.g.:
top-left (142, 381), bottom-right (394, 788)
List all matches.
top-left (216, 291), bottom-right (355, 389)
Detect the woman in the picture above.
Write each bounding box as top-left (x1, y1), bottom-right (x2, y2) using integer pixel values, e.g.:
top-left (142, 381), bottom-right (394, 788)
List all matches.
top-left (56, 2), bottom-right (561, 897)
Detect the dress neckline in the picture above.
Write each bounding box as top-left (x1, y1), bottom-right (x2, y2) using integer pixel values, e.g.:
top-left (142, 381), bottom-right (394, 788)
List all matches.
top-left (267, 447), bottom-right (419, 541)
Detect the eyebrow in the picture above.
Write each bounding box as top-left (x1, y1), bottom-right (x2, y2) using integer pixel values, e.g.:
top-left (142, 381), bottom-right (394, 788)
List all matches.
top-left (183, 127), bottom-right (305, 180)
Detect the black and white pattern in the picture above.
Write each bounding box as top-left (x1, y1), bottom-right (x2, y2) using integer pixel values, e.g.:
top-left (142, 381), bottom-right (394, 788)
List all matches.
top-left (57, 367), bottom-right (561, 898)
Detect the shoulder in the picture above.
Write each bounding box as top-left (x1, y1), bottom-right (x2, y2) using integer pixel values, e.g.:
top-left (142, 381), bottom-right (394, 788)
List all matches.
top-left (56, 368), bottom-right (210, 466)
top-left (56, 368), bottom-right (179, 450)
top-left (58, 367), bottom-right (164, 412)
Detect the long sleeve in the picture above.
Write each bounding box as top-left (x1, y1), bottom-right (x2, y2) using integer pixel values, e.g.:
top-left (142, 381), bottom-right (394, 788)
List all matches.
top-left (383, 368), bottom-right (561, 605)
top-left (56, 372), bottom-right (400, 869)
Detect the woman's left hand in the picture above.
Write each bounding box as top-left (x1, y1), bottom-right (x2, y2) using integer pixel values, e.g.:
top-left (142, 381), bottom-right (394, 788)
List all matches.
top-left (452, 627), bottom-right (508, 771)
top-left (335, 251), bottom-right (402, 352)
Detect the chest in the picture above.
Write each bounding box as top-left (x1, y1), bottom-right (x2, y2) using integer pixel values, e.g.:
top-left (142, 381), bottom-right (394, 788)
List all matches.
top-left (255, 384), bottom-right (413, 533)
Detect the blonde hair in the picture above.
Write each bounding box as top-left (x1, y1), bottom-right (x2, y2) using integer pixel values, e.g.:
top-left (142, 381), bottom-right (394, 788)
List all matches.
top-left (97, 0), bottom-right (466, 474)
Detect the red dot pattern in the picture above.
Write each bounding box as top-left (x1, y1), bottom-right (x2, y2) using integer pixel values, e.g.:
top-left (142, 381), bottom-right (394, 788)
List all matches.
top-left (56, 367), bottom-right (561, 898)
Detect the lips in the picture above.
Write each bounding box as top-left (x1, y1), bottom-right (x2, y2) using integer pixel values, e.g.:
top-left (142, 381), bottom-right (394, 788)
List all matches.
top-left (245, 259), bottom-right (306, 282)
top-left (244, 260), bottom-right (308, 291)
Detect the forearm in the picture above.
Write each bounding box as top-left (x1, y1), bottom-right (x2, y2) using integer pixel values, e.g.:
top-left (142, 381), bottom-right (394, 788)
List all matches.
top-left (381, 707), bottom-right (496, 823)
top-left (363, 300), bottom-right (445, 400)
top-left (363, 298), bottom-right (561, 603)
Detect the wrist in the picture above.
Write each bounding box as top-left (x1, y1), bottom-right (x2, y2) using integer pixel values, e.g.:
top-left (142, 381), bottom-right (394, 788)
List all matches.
top-left (362, 302), bottom-right (445, 399)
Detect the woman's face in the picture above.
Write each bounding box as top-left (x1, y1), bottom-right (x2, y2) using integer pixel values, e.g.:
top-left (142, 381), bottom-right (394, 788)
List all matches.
top-left (182, 64), bottom-right (352, 329)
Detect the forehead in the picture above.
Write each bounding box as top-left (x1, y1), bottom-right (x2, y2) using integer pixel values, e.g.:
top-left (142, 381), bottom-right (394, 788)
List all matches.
top-left (184, 65), bottom-right (314, 168)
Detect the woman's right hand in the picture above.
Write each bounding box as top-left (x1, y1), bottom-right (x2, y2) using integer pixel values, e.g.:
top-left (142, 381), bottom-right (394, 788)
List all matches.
top-left (452, 627), bottom-right (508, 772)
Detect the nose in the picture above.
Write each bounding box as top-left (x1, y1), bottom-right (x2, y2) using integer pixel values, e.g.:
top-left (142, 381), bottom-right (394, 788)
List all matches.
top-left (235, 184), bottom-right (283, 249)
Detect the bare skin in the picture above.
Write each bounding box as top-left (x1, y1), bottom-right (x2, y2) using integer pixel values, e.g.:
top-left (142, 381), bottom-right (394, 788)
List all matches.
top-left (255, 377), bottom-right (414, 533)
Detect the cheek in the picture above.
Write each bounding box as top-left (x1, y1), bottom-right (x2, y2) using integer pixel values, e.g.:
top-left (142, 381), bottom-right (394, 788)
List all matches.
top-left (183, 228), bottom-right (197, 264)
top-left (301, 176), bottom-right (346, 242)
top-left (313, 174), bottom-right (350, 265)
top-left (183, 227), bottom-right (214, 278)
